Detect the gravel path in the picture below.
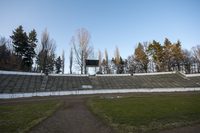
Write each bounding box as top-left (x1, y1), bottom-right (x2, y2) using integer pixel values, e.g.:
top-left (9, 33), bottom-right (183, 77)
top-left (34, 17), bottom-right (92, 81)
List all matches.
top-left (29, 97), bottom-right (113, 133)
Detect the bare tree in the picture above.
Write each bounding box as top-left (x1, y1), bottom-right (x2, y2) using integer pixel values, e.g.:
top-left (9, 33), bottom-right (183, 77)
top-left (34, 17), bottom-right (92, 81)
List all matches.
top-left (114, 46), bottom-right (121, 65)
top-left (102, 49), bottom-right (110, 74)
top-left (69, 47), bottom-right (73, 74)
top-left (98, 49), bottom-right (102, 73)
top-left (182, 49), bottom-right (193, 74)
top-left (36, 29), bottom-right (56, 74)
top-left (134, 42), bottom-right (149, 73)
top-left (105, 49), bottom-right (108, 62)
top-left (114, 46), bottom-right (124, 73)
top-left (62, 50), bottom-right (65, 74)
top-left (71, 28), bottom-right (93, 74)
top-left (192, 45), bottom-right (200, 61)
top-left (192, 45), bottom-right (200, 73)
top-left (0, 37), bottom-right (11, 70)
top-left (127, 55), bottom-right (136, 74)
top-left (0, 37), bottom-right (22, 71)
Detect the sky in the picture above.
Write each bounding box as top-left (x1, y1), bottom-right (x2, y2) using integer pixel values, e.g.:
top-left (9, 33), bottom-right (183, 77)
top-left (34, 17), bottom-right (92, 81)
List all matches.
top-left (1, 0), bottom-right (200, 73)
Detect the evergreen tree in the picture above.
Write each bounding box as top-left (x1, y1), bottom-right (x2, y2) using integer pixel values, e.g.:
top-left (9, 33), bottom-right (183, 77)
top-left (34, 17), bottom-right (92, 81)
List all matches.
top-left (24, 29), bottom-right (37, 71)
top-left (10, 25), bottom-right (28, 57)
top-left (118, 57), bottom-right (125, 74)
top-left (10, 25), bottom-right (37, 71)
top-left (55, 56), bottom-right (62, 74)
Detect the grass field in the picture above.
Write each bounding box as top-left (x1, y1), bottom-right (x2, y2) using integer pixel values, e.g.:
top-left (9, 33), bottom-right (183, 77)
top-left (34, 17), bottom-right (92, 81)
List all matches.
top-left (88, 93), bottom-right (200, 133)
top-left (0, 100), bottom-right (62, 133)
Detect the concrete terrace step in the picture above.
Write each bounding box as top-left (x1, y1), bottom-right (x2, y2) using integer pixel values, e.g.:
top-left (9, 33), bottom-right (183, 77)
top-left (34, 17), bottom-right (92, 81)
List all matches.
top-left (40, 76), bottom-right (48, 91)
top-left (0, 72), bottom-right (200, 94)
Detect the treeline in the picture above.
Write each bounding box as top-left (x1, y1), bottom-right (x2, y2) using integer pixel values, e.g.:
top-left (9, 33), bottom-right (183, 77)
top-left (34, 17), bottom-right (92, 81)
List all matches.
top-left (68, 28), bottom-right (200, 74)
top-left (98, 39), bottom-right (200, 74)
top-left (0, 25), bottom-right (64, 74)
top-left (0, 25), bottom-right (200, 74)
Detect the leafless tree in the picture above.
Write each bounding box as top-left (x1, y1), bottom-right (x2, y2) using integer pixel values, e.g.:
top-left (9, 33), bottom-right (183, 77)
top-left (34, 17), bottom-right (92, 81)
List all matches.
top-left (62, 50), bottom-right (65, 74)
top-left (182, 49), bottom-right (193, 74)
top-left (36, 29), bottom-right (56, 74)
top-left (114, 46), bottom-right (120, 65)
top-left (192, 45), bottom-right (200, 62)
top-left (0, 37), bottom-right (22, 71)
top-left (69, 47), bottom-right (73, 74)
top-left (102, 49), bottom-right (110, 74)
top-left (98, 49), bottom-right (102, 73)
top-left (127, 55), bottom-right (136, 74)
top-left (192, 45), bottom-right (200, 72)
top-left (71, 28), bottom-right (93, 74)
top-left (114, 46), bottom-right (123, 73)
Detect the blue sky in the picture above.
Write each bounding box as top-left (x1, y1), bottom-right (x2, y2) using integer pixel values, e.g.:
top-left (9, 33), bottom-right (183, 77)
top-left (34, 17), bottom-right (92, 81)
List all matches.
top-left (1, 0), bottom-right (200, 73)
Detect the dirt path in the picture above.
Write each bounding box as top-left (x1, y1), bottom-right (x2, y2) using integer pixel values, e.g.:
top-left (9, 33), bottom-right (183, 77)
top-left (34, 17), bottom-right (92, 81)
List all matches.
top-left (159, 124), bottom-right (200, 133)
top-left (29, 97), bottom-right (114, 133)
top-left (1, 93), bottom-right (200, 133)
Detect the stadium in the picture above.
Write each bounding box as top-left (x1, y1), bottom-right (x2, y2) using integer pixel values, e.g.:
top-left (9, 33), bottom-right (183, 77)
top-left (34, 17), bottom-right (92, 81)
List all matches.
top-left (1, 0), bottom-right (200, 132)
top-left (1, 70), bottom-right (200, 133)
top-left (0, 70), bottom-right (200, 98)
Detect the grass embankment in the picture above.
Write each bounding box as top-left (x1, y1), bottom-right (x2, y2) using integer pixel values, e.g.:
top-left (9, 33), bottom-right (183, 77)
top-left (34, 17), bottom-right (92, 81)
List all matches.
top-left (88, 93), bottom-right (200, 133)
top-left (0, 100), bottom-right (62, 133)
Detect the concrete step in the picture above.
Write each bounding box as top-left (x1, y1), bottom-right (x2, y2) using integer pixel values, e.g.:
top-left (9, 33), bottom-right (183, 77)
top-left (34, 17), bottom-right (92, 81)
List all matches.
top-left (40, 76), bottom-right (48, 91)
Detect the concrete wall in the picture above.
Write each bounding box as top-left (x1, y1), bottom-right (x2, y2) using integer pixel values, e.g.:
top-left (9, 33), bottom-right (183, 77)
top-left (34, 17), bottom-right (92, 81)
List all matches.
top-left (1, 87), bottom-right (200, 99)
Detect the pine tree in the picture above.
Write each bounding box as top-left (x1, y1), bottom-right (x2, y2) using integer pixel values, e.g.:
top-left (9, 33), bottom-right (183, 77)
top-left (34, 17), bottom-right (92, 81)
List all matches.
top-left (10, 26), bottom-right (37, 71)
top-left (10, 25), bottom-right (29, 70)
top-left (25, 29), bottom-right (37, 71)
top-left (55, 56), bottom-right (62, 74)
top-left (10, 25), bottom-right (28, 57)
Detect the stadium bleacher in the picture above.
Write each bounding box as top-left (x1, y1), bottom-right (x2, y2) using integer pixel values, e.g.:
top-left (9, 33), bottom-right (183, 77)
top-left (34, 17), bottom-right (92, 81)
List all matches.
top-left (188, 76), bottom-right (200, 85)
top-left (0, 74), bottom-right (43, 93)
top-left (91, 73), bottom-right (200, 89)
top-left (0, 71), bottom-right (200, 93)
top-left (46, 76), bottom-right (92, 91)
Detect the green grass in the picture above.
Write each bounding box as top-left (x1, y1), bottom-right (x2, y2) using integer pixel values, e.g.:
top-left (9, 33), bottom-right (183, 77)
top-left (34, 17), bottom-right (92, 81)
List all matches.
top-left (88, 93), bottom-right (200, 133)
top-left (0, 100), bottom-right (62, 133)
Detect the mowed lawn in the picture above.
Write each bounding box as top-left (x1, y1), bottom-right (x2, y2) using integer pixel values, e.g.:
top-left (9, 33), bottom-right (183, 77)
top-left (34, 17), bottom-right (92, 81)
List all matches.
top-left (0, 100), bottom-right (62, 133)
top-left (88, 93), bottom-right (200, 133)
